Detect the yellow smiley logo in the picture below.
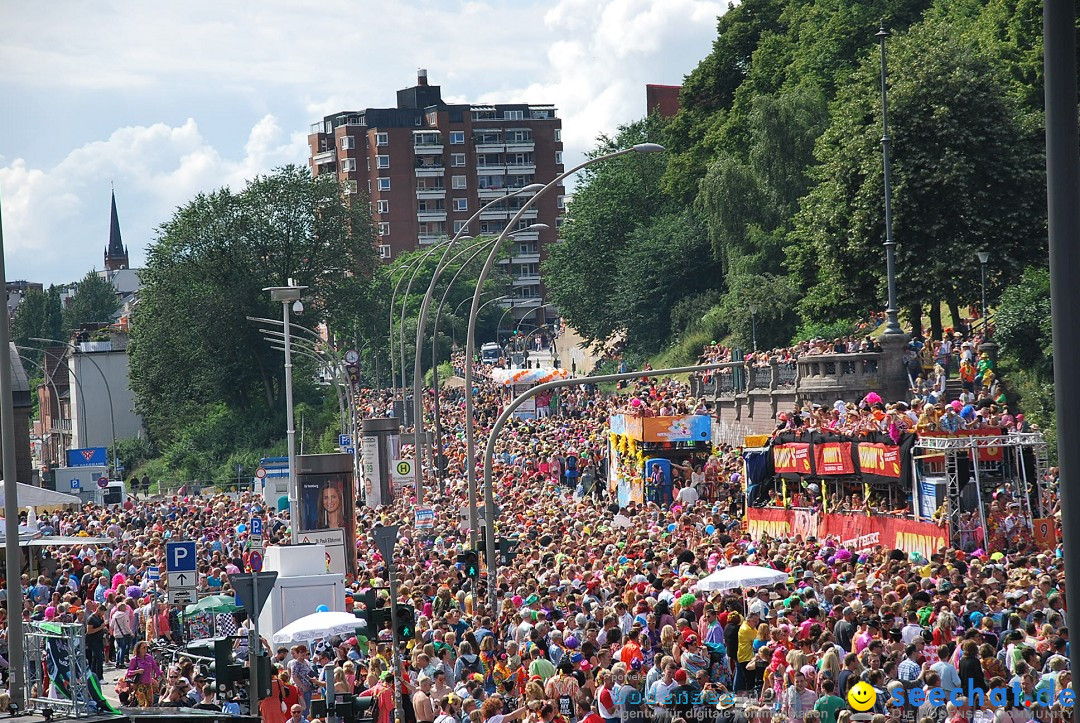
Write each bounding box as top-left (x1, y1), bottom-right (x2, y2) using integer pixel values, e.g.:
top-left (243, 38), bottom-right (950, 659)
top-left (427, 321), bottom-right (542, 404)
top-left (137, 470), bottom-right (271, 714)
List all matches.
top-left (847, 681), bottom-right (877, 712)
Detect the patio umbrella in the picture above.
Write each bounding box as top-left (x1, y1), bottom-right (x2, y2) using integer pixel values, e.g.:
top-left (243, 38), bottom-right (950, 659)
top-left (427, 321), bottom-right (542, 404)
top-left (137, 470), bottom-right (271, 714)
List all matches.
top-left (694, 564), bottom-right (789, 593)
top-left (183, 594), bottom-right (241, 617)
top-left (271, 611), bottom-right (365, 645)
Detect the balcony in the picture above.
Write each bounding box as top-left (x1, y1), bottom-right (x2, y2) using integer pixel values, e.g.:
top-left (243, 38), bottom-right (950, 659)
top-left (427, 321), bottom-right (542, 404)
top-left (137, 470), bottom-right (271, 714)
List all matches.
top-left (313, 149), bottom-right (337, 165)
top-left (474, 141), bottom-right (504, 153)
top-left (505, 141), bottom-right (535, 153)
top-left (417, 211), bottom-right (447, 222)
top-left (480, 209), bottom-right (509, 221)
top-left (512, 274), bottom-right (542, 286)
top-left (415, 166), bottom-right (445, 178)
top-left (419, 235), bottom-right (446, 245)
top-left (505, 163), bottom-right (536, 174)
top-left (49, 418), bottom-right (73, 434)
top-left (413, 143), bottom-right (444, 155)
top-left (509, 297), bottom-right (543, 307)
top-left (416, 188), bottom-right (446, 200)
top-left (510, 231), bottom-right (539, 241)
top-left (499, 253), bottom-right (540, 264)
top-left (476, 164), bottom-right (505, 175)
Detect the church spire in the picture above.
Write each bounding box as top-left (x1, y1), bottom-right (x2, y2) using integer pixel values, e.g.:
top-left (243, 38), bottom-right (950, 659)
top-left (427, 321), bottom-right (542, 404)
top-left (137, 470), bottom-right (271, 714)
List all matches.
top-left (104, 190), bottom-right (129, 271)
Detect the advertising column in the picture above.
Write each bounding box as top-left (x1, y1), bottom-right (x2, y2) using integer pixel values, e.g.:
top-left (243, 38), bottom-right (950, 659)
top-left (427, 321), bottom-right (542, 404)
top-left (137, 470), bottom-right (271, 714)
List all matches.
top-left (295, 452), bottom-right (357, 578)
top-left (361, 417), bottom-right (399, 508)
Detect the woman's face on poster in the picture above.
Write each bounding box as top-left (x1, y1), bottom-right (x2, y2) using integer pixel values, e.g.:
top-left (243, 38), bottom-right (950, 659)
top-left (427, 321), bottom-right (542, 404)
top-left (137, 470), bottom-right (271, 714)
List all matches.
top-left (323, 484), bottom-right (342, 513)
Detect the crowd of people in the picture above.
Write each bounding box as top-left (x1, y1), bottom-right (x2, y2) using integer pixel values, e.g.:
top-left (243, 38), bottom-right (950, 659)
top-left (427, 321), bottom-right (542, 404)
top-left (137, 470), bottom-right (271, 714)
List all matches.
top-left (0, 329), bottom-right (1071, 723)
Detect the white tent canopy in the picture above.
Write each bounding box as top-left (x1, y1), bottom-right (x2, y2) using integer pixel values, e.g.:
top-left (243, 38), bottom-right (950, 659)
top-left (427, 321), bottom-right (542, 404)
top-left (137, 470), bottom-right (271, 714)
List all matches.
top-left (694, 565), bottom-right (789, 592)
top-left (0, 481), bottom-right (81, 508)
top-left (271, 611), bottom-right (365, 644)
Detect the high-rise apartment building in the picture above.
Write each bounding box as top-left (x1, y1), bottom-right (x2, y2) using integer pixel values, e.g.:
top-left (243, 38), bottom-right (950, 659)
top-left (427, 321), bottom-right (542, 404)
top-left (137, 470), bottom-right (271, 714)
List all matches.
top-left (307, 70), bottom-right (564, 325)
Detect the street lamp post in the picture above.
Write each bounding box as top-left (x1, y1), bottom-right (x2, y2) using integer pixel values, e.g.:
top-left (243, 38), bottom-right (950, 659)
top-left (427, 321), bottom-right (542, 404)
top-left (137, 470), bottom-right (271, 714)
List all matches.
top-left (410, 191), bottom-right (545, 505)
top-left (877, 22), bottom-right (903, 337)
top-left (977, 251), bottom-right (990, 338)
top-left (464, 142), bottom-right (664, 572)
top-left (0, 189), bottom-right (26, 709)
top-left (749, 304), bottom-right (759, 352)
top-left (263, 281), bottom-right (306, 543)
top-left (31, 337), bottom-right (119, 479)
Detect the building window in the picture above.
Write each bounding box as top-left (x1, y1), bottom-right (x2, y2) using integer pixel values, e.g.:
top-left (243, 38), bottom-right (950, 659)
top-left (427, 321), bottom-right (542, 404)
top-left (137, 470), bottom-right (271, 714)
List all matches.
top-left (451, 153), bottom-right (466, 167)
top-left (557, 195), bottom-right (566, 210)
top-left (504, 110), bottom-right (523, 120)
top-left (454, 221), bottom-right (468, 234)
top-left (376, 155), bottom-right (390, 169)
top-left (378, 177), bottom-right (391, 191)
top-left (340, 158), bottom-right (356, 172)
top-left (375, 132), bottom-right (388, 146)
top-left (449, 131), bottom-right (465, 144)
top-left (555, 151), bottom-right (563, 165)
top-left (340, 136), bottom-right (355, 150)
top-left (555, 129), bottom-right (562, 142)
top-left (453, 198), bottom-right (468, 212)
top-left (452, 175), bottom-right (467, 190)
top-left (343, 180), bottom-right (358, 195)
top-left (379, 245), bottom-right (391, 259)
top-left (367, 180), bottom-right (371, 194)
top-left (376, 199), bottom-right (389, 213)
top-left (378, 222), bottom-right (390, 236)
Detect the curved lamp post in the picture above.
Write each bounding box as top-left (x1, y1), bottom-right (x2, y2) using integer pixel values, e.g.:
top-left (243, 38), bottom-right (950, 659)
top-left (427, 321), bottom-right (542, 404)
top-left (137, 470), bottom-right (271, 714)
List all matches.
top-left (31, 337), bottom-right (119, 479)
top-left (463, 142), bottom-right (665, 542)
top-left (408, 188), bottom-right (544, 501)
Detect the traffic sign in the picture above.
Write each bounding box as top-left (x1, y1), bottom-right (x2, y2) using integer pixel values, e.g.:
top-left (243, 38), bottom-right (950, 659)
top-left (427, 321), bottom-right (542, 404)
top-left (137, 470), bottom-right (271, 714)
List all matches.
top-left (166, 541), bottom-right (197, 572)
top-left (167, 571), bottom-right (194, 588)
top-left (338, 434), bottom-right (353, 448)
top-left (255, 467), bottom-right (267, 479)
top-left (250, 517), bottom-right (263, 536)
top-left (248, 550), bottom-right (264, 573)
top-left (231, 572), bottom-right (278, 618)
top-left (344, 446), bottom-right (355, 456)
top-left (69, 479), bottom-right (80, 491)
top-left (147, 566), bottom-right (160, 581)
top-left (168, 587), bottom-right (195, 605)
top-left (97, 477), bottom-right (109, 489)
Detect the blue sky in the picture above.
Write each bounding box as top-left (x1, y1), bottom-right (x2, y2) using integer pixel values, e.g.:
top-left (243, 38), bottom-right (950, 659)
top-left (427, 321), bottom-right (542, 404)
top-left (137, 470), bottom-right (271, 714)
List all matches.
top-left (0, 0), bottom-right (726, 285)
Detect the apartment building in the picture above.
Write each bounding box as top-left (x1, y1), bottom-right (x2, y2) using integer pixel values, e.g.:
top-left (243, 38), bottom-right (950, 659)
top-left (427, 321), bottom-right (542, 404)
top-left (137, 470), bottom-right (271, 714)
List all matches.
top-left (307, 70), bottom-right (564, 324)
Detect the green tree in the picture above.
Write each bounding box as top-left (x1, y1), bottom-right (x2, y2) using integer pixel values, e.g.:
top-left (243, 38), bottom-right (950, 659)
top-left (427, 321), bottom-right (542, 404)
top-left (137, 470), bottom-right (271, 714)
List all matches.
top-left (129, 165), bottom-right (379, 448)
top-left (786, 20), bottom-right (1045, 329)
top-left (14, 286), bottom-right (64, 363)
top-left (542, 115), bottom-right (673, 345)
top-left (62, 270), bottom-right (120, 331)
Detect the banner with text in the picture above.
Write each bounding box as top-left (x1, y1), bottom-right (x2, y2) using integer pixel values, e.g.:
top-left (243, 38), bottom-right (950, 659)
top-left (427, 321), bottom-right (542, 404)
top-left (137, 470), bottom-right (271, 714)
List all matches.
top-left (746, 508), bottom-right (948, 560)
top-left (773, 443), bottom-right (812, 476)
top-left (814, 441), bottom-right (855, 476)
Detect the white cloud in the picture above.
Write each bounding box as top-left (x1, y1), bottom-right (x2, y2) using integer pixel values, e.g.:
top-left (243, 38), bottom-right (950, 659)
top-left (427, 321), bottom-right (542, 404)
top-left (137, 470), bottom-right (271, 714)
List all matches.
top-left (0, 0), bottom-right (726, 284)
top-left (0, 116), bottom-right (307, 278)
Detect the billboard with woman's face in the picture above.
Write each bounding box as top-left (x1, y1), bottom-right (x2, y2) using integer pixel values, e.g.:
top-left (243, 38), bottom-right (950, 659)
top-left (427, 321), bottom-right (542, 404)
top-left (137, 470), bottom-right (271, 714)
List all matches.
top-left (296, 453), bottom-right (356, 577)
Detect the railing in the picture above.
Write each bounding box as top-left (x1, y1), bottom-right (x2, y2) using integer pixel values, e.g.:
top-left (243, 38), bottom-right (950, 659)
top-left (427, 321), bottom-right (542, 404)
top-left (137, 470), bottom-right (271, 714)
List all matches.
top-left (796, 352), bottom-right (882, 387)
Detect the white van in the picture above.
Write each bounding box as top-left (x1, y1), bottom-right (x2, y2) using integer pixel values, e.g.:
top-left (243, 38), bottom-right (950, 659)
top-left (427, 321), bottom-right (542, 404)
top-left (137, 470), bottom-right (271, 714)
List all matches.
top-left (480, 342), bottom-right (502, 364)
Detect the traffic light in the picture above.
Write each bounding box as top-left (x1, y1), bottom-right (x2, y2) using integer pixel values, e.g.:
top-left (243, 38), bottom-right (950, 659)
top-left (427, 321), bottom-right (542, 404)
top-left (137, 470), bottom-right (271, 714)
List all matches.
top-left (499, 536), bottom-right (520, 567)
top-left (253, 653), bottom-right (273, 700)
top-left (357, 589), bottom-right (392, 639)
top-left (457, 551), bottom-right (479, 579)
top-left (396, 603), bottom-right (416, 642)
top-left (209, 637), bottom-right (244, 693)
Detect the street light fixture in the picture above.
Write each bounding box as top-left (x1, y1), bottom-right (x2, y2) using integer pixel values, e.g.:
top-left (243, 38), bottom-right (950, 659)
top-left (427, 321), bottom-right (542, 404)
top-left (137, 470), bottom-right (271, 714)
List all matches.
top-left (877, 22), bottom-right (903, 337)
top-left (977, 251), bottom-right (990, 338)
top-left (464, 141), bottom-right (665, 578)
top-left (262, 280), bottom-right (307, 544)
top-left (748, 304), bottom-right (759, 352)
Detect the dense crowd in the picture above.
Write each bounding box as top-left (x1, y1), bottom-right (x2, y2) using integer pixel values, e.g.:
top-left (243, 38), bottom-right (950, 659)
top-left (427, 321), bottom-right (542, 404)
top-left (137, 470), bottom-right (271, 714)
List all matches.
top-left (0, 331), bottom-right (1071, 723)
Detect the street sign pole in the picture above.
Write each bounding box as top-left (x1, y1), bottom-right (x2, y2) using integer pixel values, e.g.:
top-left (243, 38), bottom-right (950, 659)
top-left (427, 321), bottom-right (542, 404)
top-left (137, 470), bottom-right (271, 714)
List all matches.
top-left (373, 525), bottom-right (404, 723)
top-left (249, 572), bottom-right (259, 713)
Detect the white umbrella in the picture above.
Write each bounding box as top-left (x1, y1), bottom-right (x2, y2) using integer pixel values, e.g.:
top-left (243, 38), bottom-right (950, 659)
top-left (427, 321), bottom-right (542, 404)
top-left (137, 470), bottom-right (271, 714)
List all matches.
top-left (271, 611), bottom-right (365, 644)
top-left (694, 565), bottom-right (789, 592)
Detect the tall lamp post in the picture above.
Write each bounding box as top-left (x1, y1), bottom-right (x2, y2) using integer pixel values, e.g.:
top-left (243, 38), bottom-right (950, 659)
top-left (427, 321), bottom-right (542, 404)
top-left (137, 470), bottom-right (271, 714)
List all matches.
top-left (263, 281), bottom-right (306, 543)
top-left (0, 189), bottom-right (26, 709)
top-left (976, 251), bottom-right (990, 338)
top-left (464, 142), bottom-right (664, 570)
top-left (410, 192), bottom-right (545, 505)
top-left (877, 22), bottom-right (902, 337)
top-left (748, 304), bottom-right (759, 352)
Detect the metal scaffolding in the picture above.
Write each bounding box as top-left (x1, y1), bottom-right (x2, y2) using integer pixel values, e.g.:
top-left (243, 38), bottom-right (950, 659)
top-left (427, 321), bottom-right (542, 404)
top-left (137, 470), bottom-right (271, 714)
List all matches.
top-left (913, 432), bottom-right (1048, 548)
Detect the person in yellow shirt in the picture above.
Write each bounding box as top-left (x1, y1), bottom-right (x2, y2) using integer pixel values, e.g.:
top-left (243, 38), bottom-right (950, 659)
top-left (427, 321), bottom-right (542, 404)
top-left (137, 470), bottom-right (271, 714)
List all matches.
top-left (734, 611), bottom-right (760, 693)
